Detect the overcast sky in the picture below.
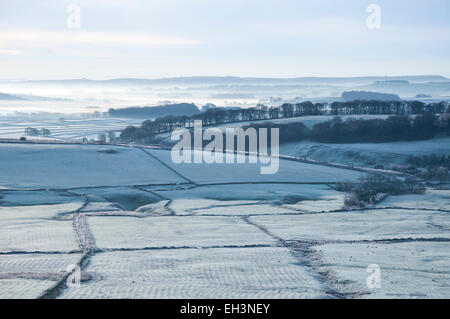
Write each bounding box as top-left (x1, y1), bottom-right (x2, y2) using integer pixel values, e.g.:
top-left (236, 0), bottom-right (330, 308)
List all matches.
top-left (0, 0), bottom-right (449, 80)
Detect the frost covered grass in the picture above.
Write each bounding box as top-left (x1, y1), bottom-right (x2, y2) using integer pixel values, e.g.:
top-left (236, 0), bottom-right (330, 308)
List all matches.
top-left (0, 190), bottom-right (81, 206)
top-left (280, 137), bottom-right (450, 168)
top-left (180, 203), bottom-right (295, 216)
top-left (250, 209), bottom-right (450, 242)
top-left (0, 117), bottom-right (142, 141)
top-left (0, 203), bottom-right (83, 221)
top-left (0, 279), bottom-right (57, 299)
top-left (159, 184), bottom-right (345, 215)
top-left (313, 242), bottom-right (450, 298)
top-left (154, 183), bottom-right (337, 202)
top-left (0, 140), bottom-right (449, 299)
top-left (376, 189), bottom-right (450, 211)
top-left (0, 199), bottom-right (81, 254)
top-left (0, 218), bottom-right (79, 253)
top-left (147, 149), bottom-right (362, 184)
top-left (60, 247), bottom-right (326, 299)
top-left (0, 144), bottom-right (184, 188)
top-left (283, 194), bottom-right (344, 213)
top-left (0, 253), bottom-right (82, 274)
top-left (79, 201), bottom-right (122, 213)
top-left (88, 216), bottom-right (276, 249)
top-left (70, 187), bottom-right (161, 211)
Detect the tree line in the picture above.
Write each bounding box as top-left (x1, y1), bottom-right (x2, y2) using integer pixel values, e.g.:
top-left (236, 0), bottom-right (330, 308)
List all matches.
top-left (243, 112), bottom-right (450, 144)
top-left (24, 127), bottom-right (51, 137)
top-left (119, 100), bottom-right (450, 143)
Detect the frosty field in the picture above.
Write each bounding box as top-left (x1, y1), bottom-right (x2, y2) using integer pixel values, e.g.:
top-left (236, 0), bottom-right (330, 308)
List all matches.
top-left (0, 143), bottom-right (184, 188)
top-left (60, 247), bottom-right (326, 299)
top-left (0, 141), bottom-right (449, 299)
top-left (280, 137), bottom-right (450, 168)
top-left (0, 117), bottom-right (142, 141)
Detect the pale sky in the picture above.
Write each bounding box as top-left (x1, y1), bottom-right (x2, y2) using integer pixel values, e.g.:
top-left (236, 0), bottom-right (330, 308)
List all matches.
top-left (0, 0), bottom-right (449, 80)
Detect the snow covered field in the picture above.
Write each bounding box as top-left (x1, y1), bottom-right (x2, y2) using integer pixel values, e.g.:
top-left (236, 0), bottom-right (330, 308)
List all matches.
top-left (0, 142), bottom-right (449, 299)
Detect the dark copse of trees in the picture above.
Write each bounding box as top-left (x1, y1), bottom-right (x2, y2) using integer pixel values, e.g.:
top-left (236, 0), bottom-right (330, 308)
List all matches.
top-left (406, 154), bottom-right (450, 182)
top-left (108, 103), bottom-right (200, 118)
top-left (241, 122), bottom-right (310, 144)
top-left (337, 174), bottom-right (425, 208)
top-left (310, 112), bottom-right (449, 143)
top-left (407, 154), bottom-right (450, 168)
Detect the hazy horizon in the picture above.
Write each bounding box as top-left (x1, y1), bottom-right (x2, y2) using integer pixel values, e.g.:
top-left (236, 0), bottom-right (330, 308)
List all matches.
top-left (16, 75), bottom-right (450, 82)
top-left (1, 74), bottom-right (449, 82)
top-left (1, 0), bottom-right (449, 80)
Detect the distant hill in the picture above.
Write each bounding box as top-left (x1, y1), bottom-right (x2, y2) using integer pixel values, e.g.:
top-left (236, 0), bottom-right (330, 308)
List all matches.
top-left (108, 103), bottom-right (201, 118)
top-left (361, 81), bottom-right (450, 98)
top-left (341, 91), bottom-right (400, 102)
top-left (415, 94), bottom-right (432, 98)
top-left (8, 75), bottom-right (449, 86)
top-left (373, 80), bottom-right (410, 85)
top-left (0, 92), bottom-right (26, 100)
top-left (0, 92), bottom-right (70, 101)
top-left (209, 93), bottom-right (255, 99)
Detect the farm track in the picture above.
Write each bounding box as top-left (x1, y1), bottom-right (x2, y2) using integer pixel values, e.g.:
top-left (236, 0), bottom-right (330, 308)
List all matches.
top-left (37, 196), bottom-right (96, 299)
